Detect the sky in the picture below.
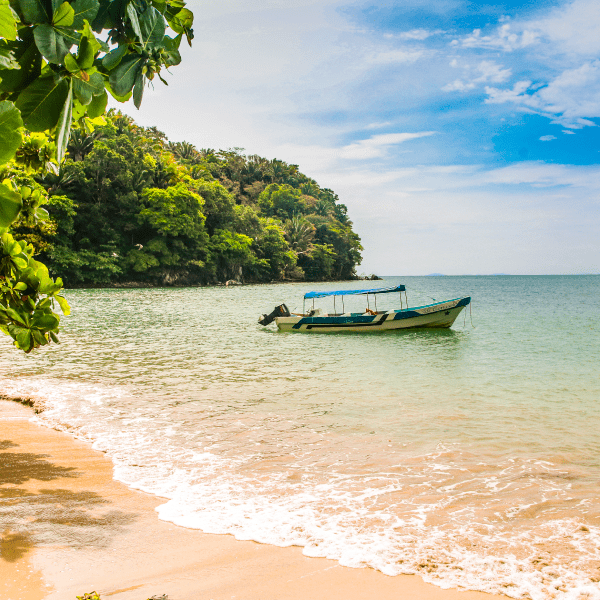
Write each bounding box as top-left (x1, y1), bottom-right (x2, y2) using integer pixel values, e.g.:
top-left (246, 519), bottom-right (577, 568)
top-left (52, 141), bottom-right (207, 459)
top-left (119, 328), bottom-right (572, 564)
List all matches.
top-left (115, 0), bottom-right (600, 275)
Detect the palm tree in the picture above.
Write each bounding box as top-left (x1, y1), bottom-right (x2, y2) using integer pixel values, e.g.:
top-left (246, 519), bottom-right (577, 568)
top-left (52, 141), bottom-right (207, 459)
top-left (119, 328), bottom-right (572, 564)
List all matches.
top-left (200, 148), bottom-right (217, 159)
top-left (110, 111), bottom-right (135, 135)
top-left (315, 199), bottom-right (333, 217)
top-left (168, 141), bottom-right (200, 163)
top-left (300, 181), bottom-right (319, 196)
top-left (131, 168), bottom-right (153, 193)
top-left (36, 165), bottom-right (76, 194)
top-left (285, 215), bottom-right (315, 255)
top-left (266, 159), bottom-right (286, 183)
top-left (151, 157), bottom-right (176, 189)
top-left (67, 129), bottom-right (103, 161)
top-left (146, 126), bottom-right (168, 144)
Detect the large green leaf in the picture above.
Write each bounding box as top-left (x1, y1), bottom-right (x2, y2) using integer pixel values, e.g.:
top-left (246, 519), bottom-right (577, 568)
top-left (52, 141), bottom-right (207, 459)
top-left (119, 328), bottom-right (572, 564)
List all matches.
top-left (87, 87), bottom-right (107, 117)
top-left (101, 44), bottom-right (127, 70)
top-left (72, 70), bottom-right (103, 104)
top-left (0, 45), bottom-right (20, 69)
top-left (91, 0), bottom-right (110, 32)
top-left (71, 96), bottom-right (86, 119)
top-left (139, 6), bottom-right (165, 50)
top-left (163, 33), bottom-right (182, 51)
top-left (126, 2), bottom-right (143, 43)
top-left (15, 74), bottom-right (69, 131)
top-left (32, 313), bottom-right (59, 329)
top-left (52, 1), bottom-right (74, 26)
top-left (55, 294), bottom-right (70, 315)
top-left (132, 69), bottom-right (143, 109)
top-left (163, 47), bottom-right (181, 67)
top-left (64, 51), bottom-right (79, 72)
top-left (0, 32), bottom-right (42, 93)
top-left (72, 0), bottom-right (99, 28)
top-left (31, 329), bottom-right (48, 346)
top-left (16, 329), bottom-right (33, 352)
top-left (167, 7), bottom-right (192, 34)
top-left (0, 101), bottom-right (23, 165)
top-left (162, 34), bottom-right (181, 66)
top-left (55, 78), bottom-right (72, 163)
top-left (108, 53), bottom-right (145, 96)
top-left (0, 182), bottom-right (22, 227)
top-left (56, 26), bottom-right (81, 46)
top-left (15, 0), bottom-right (49, 24)
top-left (30, 258), bottom-right (50, 279)
top-left (0, 0), bottom-right (18, 40)
top-left (150, 0), bottom-right (166, 11)
top-left (9, 307), bottom-right (30, 327)
top-left (76, 26), bottom-right (100, 69)
top-left (33, 23), bottom-right (73, 63)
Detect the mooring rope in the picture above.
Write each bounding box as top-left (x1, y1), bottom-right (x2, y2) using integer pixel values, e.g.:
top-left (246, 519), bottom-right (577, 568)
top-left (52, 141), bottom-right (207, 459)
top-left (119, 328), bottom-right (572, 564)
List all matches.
top-left (463, 301), bottom-right (475, 328)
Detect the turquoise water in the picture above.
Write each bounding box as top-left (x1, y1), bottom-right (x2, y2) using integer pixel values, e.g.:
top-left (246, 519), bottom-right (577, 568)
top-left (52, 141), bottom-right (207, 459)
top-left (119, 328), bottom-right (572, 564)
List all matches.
top-left (1, 276), bottom-right (599, 599)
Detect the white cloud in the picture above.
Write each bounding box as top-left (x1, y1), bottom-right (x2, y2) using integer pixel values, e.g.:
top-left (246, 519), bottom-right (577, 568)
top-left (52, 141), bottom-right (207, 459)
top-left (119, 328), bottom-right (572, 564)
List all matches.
top-left (485, 79), bottom-right (532, 103)
top-left (443, 80), bottom-right (473, 92)
top-left (397, 29), bottom-right (444, 41)
top-left (477, 61), bottom-right (512, 83)
top-left (295, 159), bottom-right (600, 274)
top-left (453, 0), bottom-right (600, 57)
top-left (111, 0), bottom-right (600, 275)
top-left (526, 0), bottom-right (600, 56)
top-left (365, 121), bottom-right (394, 130)
top-left (443, 61), bottom-right (511, 92)
top-left (366, 49), bottom-right (424, 65)
top-left (539, 135), bottom-right (556, 141)
top-left (562, 130), bottom-right (576, 134)
top-left (485, 62), bottom-right (600, 128)
top-left (338, 132), bottom-right (437, 160)
top-left (482, 162), bottom-right (600, 189)
top-left (452, 24), bottom-right (538, 51)
top-left (444, 0), bottom-right (600, 131)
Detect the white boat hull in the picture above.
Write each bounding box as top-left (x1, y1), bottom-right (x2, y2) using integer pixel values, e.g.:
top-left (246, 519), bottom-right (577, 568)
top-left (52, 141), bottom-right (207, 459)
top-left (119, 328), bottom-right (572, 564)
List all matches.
top-left (275, 297), bottom-right (470, 333)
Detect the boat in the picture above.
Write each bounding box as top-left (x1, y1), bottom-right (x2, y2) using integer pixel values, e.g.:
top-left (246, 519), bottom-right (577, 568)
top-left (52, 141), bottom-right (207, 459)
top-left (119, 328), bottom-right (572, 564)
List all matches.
top-left (258, 285), bottom-right (471, 332)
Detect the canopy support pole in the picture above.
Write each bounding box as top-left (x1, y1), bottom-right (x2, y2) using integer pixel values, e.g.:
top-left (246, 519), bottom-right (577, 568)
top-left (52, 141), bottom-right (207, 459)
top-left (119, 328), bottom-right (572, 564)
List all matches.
top-left (334, 296), bottom-right (336, 315)
top-left (375, 295), bottom-right (377, 312)
top-left (342, 296), bottom-right (345, 313)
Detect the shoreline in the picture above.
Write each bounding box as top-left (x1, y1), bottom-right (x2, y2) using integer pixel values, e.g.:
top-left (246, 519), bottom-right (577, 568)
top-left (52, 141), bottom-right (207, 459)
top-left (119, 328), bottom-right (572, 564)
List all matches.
top-left (0, 399), bottom-right (506, 600)
top-left (61, 275), bottom-right (383, 290)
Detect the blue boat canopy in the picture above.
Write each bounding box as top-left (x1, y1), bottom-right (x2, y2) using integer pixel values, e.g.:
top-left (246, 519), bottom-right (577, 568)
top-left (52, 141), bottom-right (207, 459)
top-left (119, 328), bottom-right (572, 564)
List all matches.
top-left (304, 285), bottom-right (406, 299)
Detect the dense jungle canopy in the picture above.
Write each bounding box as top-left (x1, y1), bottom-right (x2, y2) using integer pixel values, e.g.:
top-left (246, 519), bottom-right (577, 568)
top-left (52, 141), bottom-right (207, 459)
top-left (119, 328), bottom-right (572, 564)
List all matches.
top-left (1, 0), bottom-right (196, 350)
top-left (0, 0), bottom-right (359, 353)
top-left (13, 111), bottom-right (363, 286)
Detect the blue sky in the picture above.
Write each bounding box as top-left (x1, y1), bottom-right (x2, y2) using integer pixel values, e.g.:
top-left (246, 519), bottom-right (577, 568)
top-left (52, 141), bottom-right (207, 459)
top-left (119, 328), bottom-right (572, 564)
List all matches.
top-left (117, 0), bottom-right (600, 275)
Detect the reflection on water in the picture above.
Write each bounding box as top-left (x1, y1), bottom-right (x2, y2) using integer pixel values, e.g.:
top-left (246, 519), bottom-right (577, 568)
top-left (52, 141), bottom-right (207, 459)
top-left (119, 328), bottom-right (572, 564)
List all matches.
top-left (0, 276), bottom-right (599, 599)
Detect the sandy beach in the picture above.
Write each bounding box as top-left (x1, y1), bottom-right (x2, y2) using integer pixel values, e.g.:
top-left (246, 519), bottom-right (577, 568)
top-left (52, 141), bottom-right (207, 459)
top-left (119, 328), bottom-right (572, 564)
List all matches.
top-left (0, 399), bottom-right (507, 600)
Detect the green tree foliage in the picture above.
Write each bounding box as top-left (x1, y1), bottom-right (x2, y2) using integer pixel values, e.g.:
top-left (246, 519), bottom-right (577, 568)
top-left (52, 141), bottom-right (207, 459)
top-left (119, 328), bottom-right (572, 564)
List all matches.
top-left (30, 112), bottom-right (362, 287)
top-left (0, 0), bottom-right (195, 351)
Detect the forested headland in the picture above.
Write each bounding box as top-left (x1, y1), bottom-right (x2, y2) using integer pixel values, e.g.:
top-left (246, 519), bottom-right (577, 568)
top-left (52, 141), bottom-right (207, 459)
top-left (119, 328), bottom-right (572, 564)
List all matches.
top-left (13, 111), bottom-right (363, 287)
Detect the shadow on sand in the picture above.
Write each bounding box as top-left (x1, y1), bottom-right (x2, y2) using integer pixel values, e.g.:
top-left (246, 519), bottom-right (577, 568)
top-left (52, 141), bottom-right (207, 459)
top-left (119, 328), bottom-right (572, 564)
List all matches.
top-left (0, 440), bottom-right (137, 562)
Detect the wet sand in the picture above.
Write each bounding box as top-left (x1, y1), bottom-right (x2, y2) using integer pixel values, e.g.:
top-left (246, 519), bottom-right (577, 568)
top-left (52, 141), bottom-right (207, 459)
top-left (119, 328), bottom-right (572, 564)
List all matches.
top-left (0, 400), bottom-right (506, 600)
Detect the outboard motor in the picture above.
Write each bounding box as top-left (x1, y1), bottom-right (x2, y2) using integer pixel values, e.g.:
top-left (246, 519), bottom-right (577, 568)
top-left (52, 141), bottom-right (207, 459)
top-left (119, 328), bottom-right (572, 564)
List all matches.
top-left (258, 304), bottom-right (290, 326)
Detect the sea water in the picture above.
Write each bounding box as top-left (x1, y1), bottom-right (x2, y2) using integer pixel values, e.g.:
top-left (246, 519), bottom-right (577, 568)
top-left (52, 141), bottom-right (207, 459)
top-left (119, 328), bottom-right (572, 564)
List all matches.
top-left (1, 276), bottom-right (599, 599)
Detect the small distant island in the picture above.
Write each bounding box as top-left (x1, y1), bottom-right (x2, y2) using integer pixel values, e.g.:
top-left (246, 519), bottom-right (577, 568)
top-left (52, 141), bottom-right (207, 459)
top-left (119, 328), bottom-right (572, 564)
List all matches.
top-left (14, 111), bottom-right (363, 287)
